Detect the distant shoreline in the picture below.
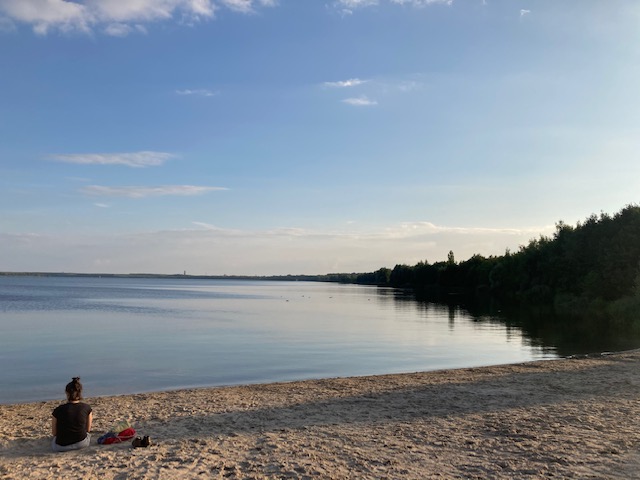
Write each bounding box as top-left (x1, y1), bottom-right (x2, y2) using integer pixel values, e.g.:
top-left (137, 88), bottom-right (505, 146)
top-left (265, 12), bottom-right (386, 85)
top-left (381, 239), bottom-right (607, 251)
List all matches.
top-left (0, 271), bottom-right (335, 282)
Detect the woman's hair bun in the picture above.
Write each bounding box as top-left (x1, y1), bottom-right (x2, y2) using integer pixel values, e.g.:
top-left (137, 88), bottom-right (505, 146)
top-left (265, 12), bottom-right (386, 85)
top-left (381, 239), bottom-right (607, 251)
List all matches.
top-left (72, 377), bottom-right (81, 382)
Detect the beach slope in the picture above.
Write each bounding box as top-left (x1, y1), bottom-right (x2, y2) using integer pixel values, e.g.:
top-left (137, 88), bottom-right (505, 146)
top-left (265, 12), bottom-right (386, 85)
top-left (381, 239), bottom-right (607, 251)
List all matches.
top-left (1, 351), bottom-right (639, 479)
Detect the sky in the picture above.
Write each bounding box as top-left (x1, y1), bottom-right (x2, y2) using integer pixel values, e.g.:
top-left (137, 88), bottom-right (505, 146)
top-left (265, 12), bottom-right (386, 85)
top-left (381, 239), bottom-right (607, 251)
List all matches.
top-left (1, 0), bottom-right (639, 276)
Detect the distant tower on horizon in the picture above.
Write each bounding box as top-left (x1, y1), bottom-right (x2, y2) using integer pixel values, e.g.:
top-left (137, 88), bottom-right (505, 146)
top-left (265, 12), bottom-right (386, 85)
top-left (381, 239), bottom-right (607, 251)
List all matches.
top-left (184, 270), bottom-right (186, 276)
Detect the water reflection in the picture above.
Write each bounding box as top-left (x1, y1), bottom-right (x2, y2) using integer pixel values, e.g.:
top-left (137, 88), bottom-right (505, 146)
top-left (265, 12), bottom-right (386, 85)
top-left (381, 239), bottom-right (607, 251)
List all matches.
top-left (389, 287), bottom-right (640, 357)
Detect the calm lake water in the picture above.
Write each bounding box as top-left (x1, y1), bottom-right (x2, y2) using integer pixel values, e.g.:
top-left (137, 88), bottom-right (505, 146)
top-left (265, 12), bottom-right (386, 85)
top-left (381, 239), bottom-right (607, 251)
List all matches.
top-left (1, 276), bottom-right (638, 404)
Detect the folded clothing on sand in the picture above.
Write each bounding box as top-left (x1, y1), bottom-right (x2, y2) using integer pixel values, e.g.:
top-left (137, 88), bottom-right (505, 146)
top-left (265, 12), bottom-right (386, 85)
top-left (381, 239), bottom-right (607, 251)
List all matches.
top-left (97, 421), bottom-right (136, 445)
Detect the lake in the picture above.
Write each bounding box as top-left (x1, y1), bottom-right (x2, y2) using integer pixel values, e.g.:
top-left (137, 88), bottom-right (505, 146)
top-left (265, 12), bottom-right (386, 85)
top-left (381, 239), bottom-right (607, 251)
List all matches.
top-left (1, 275), bottom-right (638, 404)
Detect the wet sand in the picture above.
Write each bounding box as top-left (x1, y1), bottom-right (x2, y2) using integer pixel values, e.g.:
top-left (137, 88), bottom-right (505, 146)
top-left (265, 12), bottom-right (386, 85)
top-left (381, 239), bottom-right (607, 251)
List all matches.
top-left (1, 350), bottom-right (639, 479)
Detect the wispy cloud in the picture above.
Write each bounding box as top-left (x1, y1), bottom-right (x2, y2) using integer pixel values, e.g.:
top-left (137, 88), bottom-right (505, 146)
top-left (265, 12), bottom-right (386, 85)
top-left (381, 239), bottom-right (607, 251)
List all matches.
top-left (192, 221), bottom-right (219, 230)
top-left (1, 218), bottom-right (555, 275)
top-left (81, 185), bottom-right (227, 198)
top-left (189, 221), bottom-right (549, 242)
top-left (192, 221), bottom-right (242, 234)
top-left (104, 23), bottom-right (147, 37)
top-left (398, 0), bottom-right (453, 7)
top-left (336, 0), bottom-right (452, 14)
top-left (396, 80), bottom-right (422, 92)
top-left (0, 0), bottom-right (449, 36)
top-left (50, 151), bottom-right (176, 168)
top-left (323, 76), bottom-right (423, 106)
top-left (342, 95), bottom-right (378, 106)
top-left (337, 0), bottom-right (377, 14)
top-left (520, 9), bottom-right (531, 18)
top-left (323, 78), bottom-right (368, 88)
top-left (220, 0), bottom-right (277, 13)
top-left (392, 0), bottom-right (453, 6)
top-left (176, 88), bottom-right (219, 97)
top-left (393, 221), bottom-right (548, 237)
top-left (0, 0), bottom-right (275, 36)
top-left (93, 203), bottom-right (110, 208)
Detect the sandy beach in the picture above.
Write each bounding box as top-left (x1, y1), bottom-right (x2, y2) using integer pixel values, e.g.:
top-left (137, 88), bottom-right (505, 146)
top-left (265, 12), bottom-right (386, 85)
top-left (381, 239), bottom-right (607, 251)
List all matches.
top-left (1, 351), bottom-right (639, 479)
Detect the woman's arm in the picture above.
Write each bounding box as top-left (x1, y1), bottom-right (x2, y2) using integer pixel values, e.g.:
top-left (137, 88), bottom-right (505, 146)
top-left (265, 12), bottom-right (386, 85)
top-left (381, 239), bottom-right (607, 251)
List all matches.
top-left (52, 416), bottom-right (57, 436)
top-left (87, 411), bottom-right (93, 432)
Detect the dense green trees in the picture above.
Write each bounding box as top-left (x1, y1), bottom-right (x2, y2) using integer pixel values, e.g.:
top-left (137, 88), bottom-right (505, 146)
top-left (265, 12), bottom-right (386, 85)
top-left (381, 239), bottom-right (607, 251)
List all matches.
top-left (347, 205), bottom-right (640, 326)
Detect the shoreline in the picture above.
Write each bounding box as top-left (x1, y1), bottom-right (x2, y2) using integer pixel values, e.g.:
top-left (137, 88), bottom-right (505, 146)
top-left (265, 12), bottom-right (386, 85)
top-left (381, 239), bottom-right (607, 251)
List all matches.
top-left (0, 349), bottom-right (613, 407)
top-left (2, 351), bottom-right (640, 479)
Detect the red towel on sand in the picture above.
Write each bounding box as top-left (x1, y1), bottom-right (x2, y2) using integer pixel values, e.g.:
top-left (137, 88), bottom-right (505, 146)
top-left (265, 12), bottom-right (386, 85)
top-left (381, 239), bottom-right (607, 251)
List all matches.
top-left (98, 427), bottom-right (137, 444)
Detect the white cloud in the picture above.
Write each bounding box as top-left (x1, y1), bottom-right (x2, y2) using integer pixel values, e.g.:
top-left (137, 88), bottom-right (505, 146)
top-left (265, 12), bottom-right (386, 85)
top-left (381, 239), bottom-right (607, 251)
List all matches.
top-left (89, 1), bottom-right (173, 22)
top-left (94, 203), bottom-right (110, 208)
top-left (323, 78), bottom-right (368, 88)
top-left (336, 0), bottom-right (452, 11)
top-left (342, 95), bottom-right (378, 106)
top-left (192, 221), bottom-right (244, 234)
top-left (0, 0), bottom-right (449, 35)
top-left (0, 0), bottom-right (90, 34)
top-left (81, 185), bottom-right (227, 198)
top-left (520, 9), bottom-right (530, 17)
top-left (176, 88), bottom-right (218, 97)
top-left (391, 0), bottom-right (453, 6)
top-left (0, 219), bottom-right (554, 275)
top-left (50, 151), bottom-right (176, 168)
top-left (192, 221), bottom-right (219, 229)
top-left (338, 0), bottom-right (378, 8)
top-left (103, 22), bottom-right (132, 36)
top-left (392, 221), bottom-right (548, 237)
top-left (0, 0), bottom-right (274, 35)
top-left (103, 22), bottom-right (147, 36)
top-left (322, 76), bottom-right (424, 105)
top-left (219, 0), bottom-right (256, 13)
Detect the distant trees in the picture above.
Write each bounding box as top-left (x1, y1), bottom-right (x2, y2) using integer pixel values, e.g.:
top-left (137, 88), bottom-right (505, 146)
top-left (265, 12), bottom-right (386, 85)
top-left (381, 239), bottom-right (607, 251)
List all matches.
top-left (351, 268), bottom-right (392, 285)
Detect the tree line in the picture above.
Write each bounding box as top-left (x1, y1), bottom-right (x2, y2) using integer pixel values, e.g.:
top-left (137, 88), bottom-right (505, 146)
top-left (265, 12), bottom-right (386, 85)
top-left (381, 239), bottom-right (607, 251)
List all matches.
top-left (321, 204), bottom-right (640, 327)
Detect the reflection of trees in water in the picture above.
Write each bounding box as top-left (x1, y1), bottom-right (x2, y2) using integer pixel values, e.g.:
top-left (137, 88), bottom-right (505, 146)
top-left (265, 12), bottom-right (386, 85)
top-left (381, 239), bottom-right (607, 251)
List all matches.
top-left (499, 308), bottom-right (640, 356)
top-left (386, 288), bottom-right (640, 357)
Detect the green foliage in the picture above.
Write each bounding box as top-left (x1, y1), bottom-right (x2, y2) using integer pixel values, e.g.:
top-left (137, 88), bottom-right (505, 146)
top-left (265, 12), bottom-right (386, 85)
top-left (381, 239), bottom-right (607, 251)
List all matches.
top-left (327, 204), bottom-right (640, 327)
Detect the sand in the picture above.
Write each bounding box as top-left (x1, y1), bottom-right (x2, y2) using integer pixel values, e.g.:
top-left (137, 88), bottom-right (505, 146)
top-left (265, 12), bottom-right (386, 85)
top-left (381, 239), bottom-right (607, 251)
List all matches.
top-left (1, 351), bottom-right (639, 479)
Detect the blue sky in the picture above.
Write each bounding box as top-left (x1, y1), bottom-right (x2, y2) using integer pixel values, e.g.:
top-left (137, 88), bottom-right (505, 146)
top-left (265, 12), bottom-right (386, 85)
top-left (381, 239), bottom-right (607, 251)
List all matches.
top-left (1, 0), bottom-right (639, 275)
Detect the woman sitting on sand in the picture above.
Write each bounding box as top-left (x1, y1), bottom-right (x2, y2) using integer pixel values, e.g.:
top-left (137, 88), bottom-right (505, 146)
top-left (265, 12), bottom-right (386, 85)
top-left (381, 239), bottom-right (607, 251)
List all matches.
top-left (51, 377), bottom-right (92, 452)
